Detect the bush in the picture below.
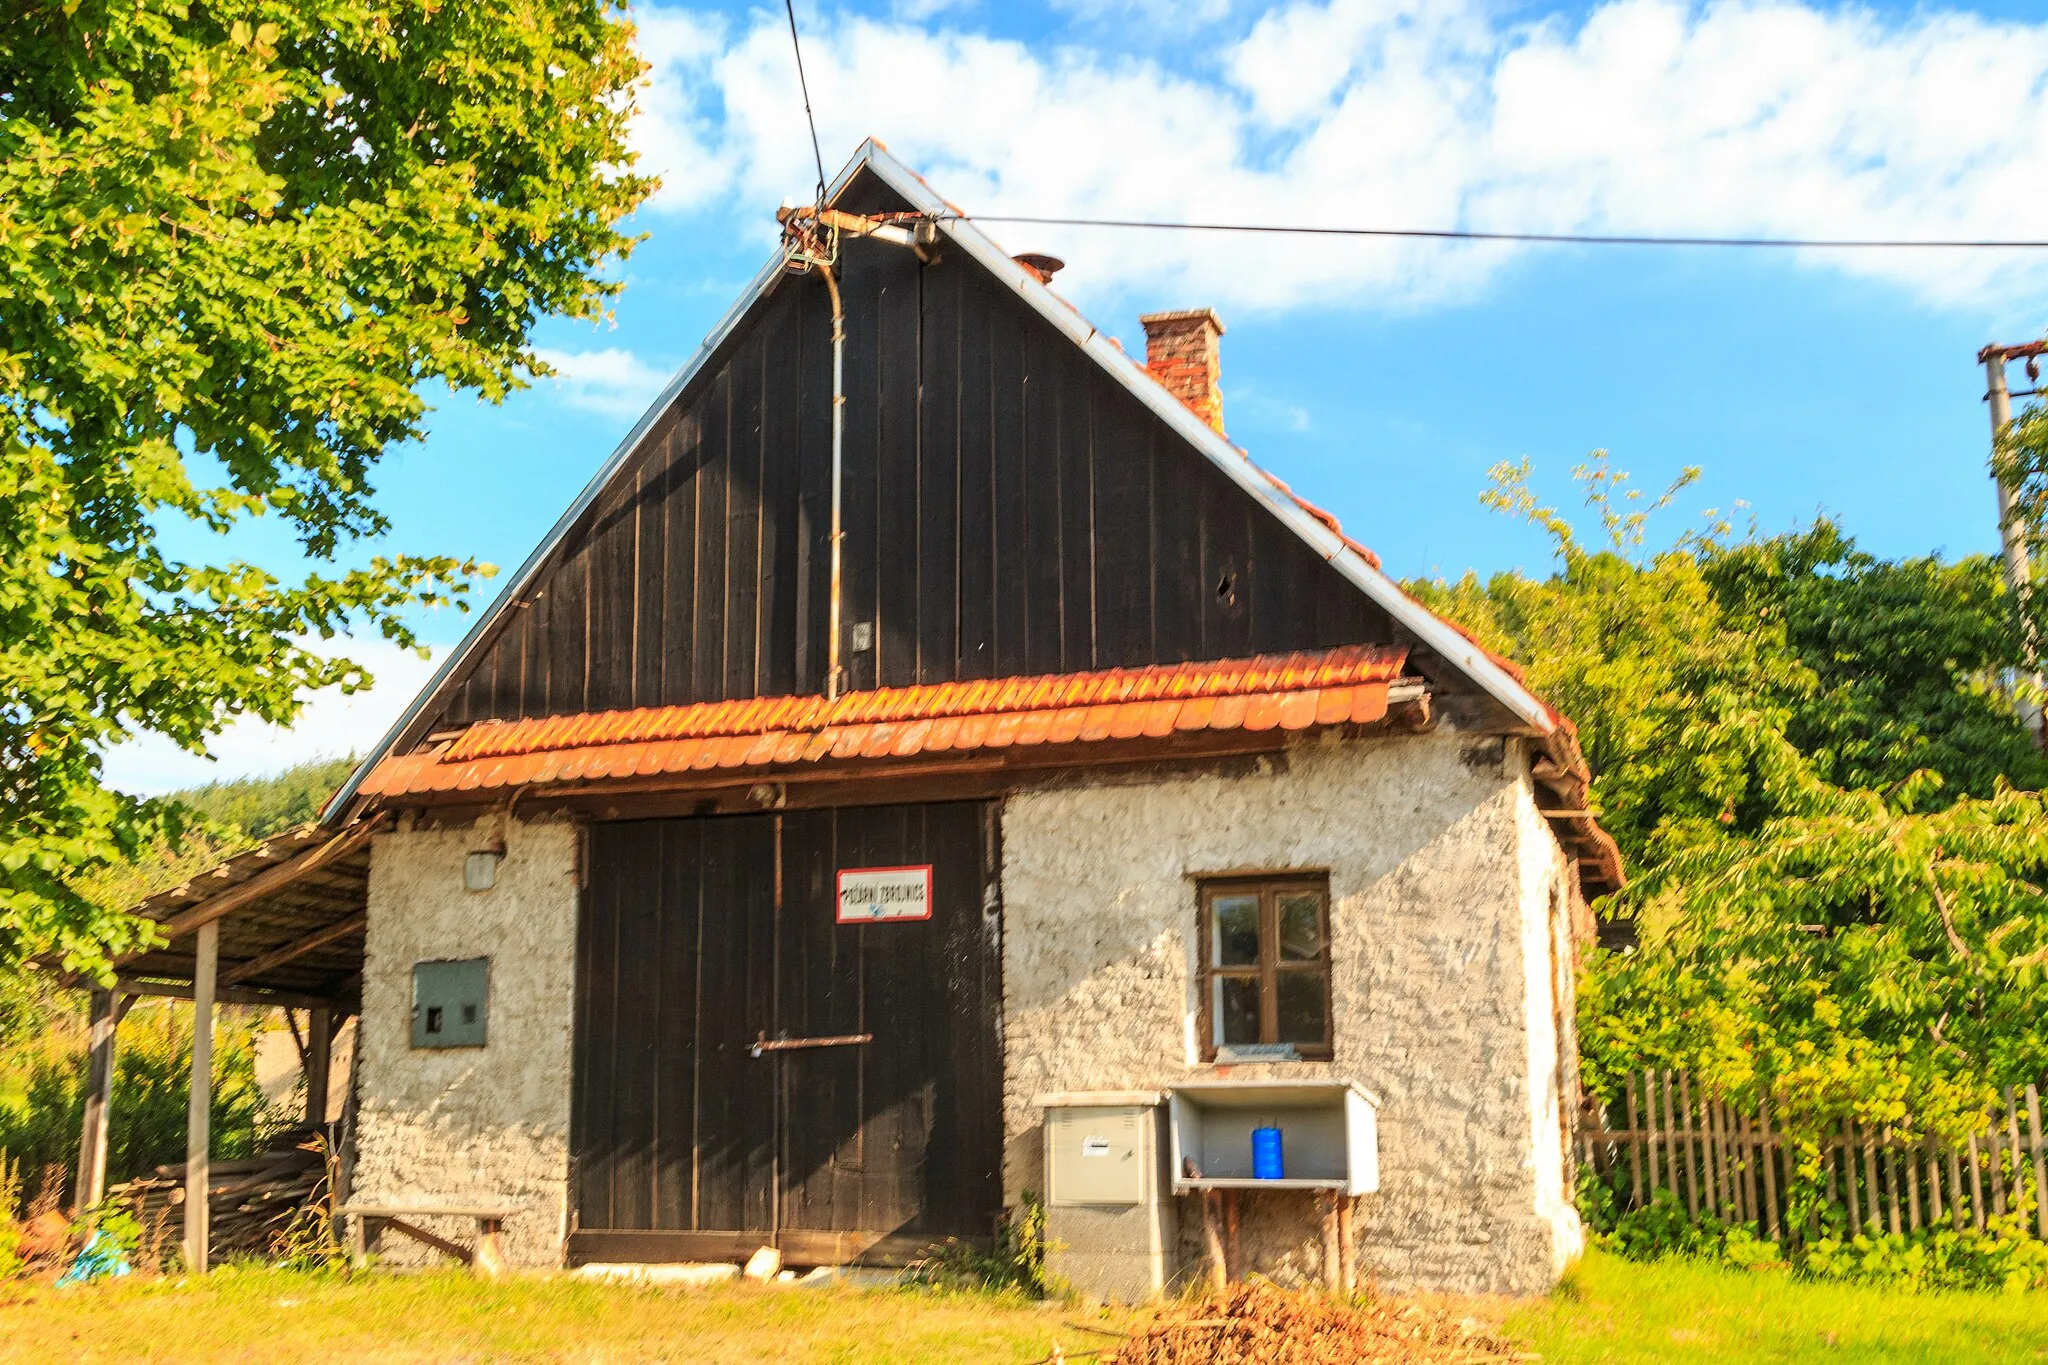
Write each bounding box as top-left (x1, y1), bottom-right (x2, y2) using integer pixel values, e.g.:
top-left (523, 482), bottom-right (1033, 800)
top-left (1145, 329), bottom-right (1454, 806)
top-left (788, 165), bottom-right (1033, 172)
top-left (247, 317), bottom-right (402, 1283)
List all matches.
top-left (1802, 1215), bottom-right (2048, 1295)
top-left (0, 997), bottom-right (281, 1213)
top-left (905, 1194), bottom-right (1062, 1297)
top-left (1579, 1167), bottom-right (2048, 1293)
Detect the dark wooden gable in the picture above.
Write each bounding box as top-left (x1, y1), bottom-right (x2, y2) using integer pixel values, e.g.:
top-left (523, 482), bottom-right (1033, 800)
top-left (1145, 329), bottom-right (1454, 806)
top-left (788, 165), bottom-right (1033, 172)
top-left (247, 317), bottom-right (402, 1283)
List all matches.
top-left (423, 170), bottom-right (1395, 735)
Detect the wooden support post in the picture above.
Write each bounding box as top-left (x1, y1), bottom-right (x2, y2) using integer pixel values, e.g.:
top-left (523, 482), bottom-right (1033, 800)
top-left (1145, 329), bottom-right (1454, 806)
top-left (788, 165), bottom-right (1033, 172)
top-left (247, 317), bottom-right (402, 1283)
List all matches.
top-left (2028, 1084), bottom-right (2048, 1241)
top-left (1712, 1096), bottom-right (1728, 1219)
top-left (1222, 1189), bottom-right (1241, 1284)
top-left (1823, 1120), bottom-right (1840, 1216)
top-left (1991, 1095), bottom-right (2011, 1218)
top-left (1758, 1101), bottom-right (1780, 1241)
top-left (1968, 1130), bottom-right (1987, 1232)
top-left (1928, 1137), bottom-right (1945, 1228)
top-left (1900, 1137), bottom-right (1916, 1236)
top-left (1885, 1145), bottom-right (1903, 1237)
top-left (184, 920), bottom-right (217, 1274)
top-left (1677, 1071), bottom-right (1701, 1219)
top-left (1318, 1191), bottom-right (1341, 1291)
top-left (1201, 1192), bottom-right (1227, 1293)
top-left (1645, 1072), bottom-right (1661, 1201)
top-left (74, 988), bottom-right (130, 1215)
top-left (1624, 1073), bottom-right (1644, 1209)
top-left (1948, 1143), bottom-right (1965, 1232)
top-left (1337, 1197), bottom-right (1356, 1294)
top-left (306, 1007), bottom-right (333, 1128)
top-left (2005, 1088), bottom-right (2027, 1227)
top-left (472, 1215), bottom-right (508, 1280)
top-left (1733, 1109), bottom-right (1753, 1228)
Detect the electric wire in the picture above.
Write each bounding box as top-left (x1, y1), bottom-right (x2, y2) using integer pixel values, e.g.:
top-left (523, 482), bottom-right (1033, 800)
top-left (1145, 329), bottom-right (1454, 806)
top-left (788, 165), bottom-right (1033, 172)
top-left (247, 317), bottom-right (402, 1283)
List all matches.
top-left (782, 0), bottom-right (828, 206)
top-left (941, 213), bottom-right (2048, 250)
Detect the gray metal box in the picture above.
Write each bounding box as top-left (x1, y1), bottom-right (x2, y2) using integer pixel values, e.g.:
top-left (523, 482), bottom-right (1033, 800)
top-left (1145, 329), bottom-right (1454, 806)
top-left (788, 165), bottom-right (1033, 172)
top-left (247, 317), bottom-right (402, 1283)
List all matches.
top-left (1047, 1105), bottom-right (1147, 1205)
top-left (1037, 1091), bottom-right (1172, 1302)
top-left (412, 958), bottom-right (489, 1049)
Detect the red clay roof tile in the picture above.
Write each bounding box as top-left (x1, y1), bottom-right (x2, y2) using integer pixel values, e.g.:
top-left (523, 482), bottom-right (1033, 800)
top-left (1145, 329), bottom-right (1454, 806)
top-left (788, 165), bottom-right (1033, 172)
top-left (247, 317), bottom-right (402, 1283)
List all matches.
top-left (364, 645), bottom-right (1411, 799)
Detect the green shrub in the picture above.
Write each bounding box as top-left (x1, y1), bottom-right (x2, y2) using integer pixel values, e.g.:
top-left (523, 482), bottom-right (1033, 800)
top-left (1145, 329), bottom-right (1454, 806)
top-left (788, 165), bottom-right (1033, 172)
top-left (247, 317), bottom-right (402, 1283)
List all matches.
top-left (1580, 1167), bottom-right (2048, 1293)
top-left (1802, 1215), bottom-right (2048, 1294)
top-left (0, 1156), bottom-right (24, 1279)
top-left (905, 1194), bottom-right (1063, 1297)
top-left (0, 998), bottom-right (281, 1214)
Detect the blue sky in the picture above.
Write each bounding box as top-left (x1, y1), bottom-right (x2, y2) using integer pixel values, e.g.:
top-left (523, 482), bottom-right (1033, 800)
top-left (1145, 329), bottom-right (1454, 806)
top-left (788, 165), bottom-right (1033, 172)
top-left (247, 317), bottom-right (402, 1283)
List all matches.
top-left (112, 0), bottom-right (2048, 791)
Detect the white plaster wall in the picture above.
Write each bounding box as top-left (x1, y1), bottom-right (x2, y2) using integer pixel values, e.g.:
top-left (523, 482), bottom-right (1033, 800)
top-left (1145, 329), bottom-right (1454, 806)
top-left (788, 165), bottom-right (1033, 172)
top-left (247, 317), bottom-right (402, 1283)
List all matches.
top-left (1513, 763), bottom-right (1586, 1280)
top-left (353, 817), bottom-right (578, 1268)
top-left (1001, 732), bottom-right (1577, 1295)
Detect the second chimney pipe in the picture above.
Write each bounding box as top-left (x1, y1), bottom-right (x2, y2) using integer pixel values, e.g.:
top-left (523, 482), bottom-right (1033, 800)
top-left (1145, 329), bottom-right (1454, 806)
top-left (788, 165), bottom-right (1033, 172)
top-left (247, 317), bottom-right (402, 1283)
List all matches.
top-left (1141, 309), bottom-right (1226, 435)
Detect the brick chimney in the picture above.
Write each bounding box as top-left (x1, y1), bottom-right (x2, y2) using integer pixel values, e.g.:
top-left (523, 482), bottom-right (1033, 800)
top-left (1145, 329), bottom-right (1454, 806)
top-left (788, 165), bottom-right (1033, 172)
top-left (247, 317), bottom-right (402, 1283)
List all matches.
top-left (1141, 309), bottom-right (1225, 434)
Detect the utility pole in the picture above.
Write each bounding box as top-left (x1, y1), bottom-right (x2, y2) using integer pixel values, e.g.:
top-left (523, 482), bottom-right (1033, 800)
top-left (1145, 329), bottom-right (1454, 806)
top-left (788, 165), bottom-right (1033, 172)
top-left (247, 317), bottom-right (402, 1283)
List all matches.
top-left (1980, 339), bottom-right (2048, 747)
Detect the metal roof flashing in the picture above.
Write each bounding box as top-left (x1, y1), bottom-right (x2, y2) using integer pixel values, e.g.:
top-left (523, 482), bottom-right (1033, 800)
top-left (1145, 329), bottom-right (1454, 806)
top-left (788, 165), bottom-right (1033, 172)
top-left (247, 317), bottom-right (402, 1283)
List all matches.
top-left (324, 139), bottom-right (1554, 823)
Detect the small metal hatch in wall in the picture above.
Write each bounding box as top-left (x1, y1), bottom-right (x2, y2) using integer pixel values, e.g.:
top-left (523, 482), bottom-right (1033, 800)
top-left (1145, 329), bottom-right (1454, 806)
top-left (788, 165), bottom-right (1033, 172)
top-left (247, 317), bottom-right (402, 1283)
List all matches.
top-left (412, 957), bottom-right (489, 1049)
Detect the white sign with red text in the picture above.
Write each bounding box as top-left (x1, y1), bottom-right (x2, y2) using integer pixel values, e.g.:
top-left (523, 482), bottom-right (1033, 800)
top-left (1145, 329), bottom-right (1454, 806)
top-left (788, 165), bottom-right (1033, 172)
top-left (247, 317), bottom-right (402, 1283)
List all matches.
top-left (835, 865), bottom-right (933, 924)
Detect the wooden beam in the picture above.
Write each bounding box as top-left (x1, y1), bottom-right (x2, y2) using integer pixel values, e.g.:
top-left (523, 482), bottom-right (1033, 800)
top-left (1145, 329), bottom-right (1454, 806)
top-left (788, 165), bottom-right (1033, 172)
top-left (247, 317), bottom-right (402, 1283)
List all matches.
top-left (184, 920), bottom-right (216, 1274)
top-left (221, 911), bottom-right (368, 988)
top-left (374, 1215), bottom-right (474, 1266)
top-left (114, 975), bottom-right (347, 1013)
top-left (306, 1007), bottom-right (333, 1128)
top-left (119, 816), bottom-right (385, 966)
top-left (73, 987), bottom-right (122, 1215)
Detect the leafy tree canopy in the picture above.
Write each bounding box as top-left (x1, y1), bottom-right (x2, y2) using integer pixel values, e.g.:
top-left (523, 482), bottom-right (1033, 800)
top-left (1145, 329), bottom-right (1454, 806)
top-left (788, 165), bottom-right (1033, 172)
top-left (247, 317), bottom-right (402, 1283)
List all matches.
top-left (1414, 458), bottom-right (2048, 1143)
top-left (0, 0), bottom-right (651, 974)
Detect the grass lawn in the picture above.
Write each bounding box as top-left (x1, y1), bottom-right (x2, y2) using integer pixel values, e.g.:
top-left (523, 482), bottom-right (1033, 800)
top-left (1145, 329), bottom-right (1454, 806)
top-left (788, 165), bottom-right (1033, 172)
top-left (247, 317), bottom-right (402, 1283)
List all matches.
top-left (1506, 1251), bottom-right (2048, 1363)
top-left (2, 1251), bottom-right (2044, 1363)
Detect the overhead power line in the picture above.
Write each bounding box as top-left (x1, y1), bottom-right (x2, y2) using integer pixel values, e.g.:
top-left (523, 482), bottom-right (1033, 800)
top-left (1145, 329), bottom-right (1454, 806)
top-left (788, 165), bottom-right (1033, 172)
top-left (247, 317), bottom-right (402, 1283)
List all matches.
top-left (781, 0), bottom-right (828, 206)
top-left (944, 213), bottom-right (2048, 250)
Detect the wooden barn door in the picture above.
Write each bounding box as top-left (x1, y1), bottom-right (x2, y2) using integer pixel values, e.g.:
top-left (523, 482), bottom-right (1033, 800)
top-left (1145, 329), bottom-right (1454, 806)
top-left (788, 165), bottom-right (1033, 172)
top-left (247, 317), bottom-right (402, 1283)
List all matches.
top-left (569, 803), bottom-right (1003, 1265)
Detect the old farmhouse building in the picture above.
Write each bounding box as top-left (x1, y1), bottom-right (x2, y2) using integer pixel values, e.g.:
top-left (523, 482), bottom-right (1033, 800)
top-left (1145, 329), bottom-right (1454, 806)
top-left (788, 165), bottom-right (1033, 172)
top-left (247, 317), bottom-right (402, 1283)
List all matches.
top-left (97, 142), bottom-right (1619, 1298)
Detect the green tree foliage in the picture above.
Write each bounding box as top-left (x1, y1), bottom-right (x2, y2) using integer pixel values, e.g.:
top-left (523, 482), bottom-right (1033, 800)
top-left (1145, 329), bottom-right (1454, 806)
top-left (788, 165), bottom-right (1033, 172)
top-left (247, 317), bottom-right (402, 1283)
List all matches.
top-left (1703, 522), bottom-right (2048, 800)
top-left (0, 0), bottom-right (651, 974)
top-left (1415, 458), bottom-right (2048, 1146)
top-left (170, 755), bottom-right (358, 842)
top-left (0, 992), bottom-right (276, 1212)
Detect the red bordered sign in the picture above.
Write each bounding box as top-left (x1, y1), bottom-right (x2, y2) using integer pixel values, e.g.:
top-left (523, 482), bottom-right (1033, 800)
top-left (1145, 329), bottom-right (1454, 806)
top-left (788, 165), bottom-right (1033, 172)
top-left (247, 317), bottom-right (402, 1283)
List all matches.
top-left (836, 865), bottom-right (933, 924)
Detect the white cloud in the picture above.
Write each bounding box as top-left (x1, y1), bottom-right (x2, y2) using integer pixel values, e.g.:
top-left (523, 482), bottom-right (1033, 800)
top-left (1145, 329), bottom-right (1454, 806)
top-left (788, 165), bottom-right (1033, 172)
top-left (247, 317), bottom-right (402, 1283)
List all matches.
top-left (530, 346), bottom-right (674, 418)
top-left (892, 0), bottom-right (977, 19)
top-left (628, 0), bottom-right (2048, 314)
top-left (100, 639), bottom-right (447, 797)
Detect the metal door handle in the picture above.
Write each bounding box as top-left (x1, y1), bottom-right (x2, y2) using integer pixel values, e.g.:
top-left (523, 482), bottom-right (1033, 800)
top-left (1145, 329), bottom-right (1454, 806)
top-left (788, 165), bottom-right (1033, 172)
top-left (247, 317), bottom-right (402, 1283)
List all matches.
top-left (750, 1030), bottom-right (873, 1058)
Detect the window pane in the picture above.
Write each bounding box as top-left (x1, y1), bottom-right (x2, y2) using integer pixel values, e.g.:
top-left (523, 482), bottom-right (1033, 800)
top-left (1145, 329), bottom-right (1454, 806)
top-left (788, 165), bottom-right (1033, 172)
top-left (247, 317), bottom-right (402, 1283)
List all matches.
top-left (1215, 976), bottom-right (1261, 1046)
top-left (1275, 971), bottom-right (1327, 1045)
top-left (1211, 894), bottom-right (1260, 966)
top-left (1277, 892), bottom-right (1323, 961)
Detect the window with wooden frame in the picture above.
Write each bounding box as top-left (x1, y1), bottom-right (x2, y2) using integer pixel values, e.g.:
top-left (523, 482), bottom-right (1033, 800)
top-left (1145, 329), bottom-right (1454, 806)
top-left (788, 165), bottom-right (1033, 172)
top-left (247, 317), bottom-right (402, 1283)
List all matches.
top-left (1197, 877), bottom-right (1333, 1061)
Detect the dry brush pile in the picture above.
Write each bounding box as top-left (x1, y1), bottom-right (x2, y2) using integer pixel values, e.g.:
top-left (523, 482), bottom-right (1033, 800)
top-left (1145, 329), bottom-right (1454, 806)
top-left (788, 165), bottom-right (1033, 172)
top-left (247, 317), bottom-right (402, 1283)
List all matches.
top-left (1101, 1281), bottom-right (1533, 1365)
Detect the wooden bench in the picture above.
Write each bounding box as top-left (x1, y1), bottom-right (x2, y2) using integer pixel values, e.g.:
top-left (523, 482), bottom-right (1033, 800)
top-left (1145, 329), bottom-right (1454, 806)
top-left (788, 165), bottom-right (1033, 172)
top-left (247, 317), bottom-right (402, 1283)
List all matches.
top-left (339, 1203), bottom-right (514, 1277)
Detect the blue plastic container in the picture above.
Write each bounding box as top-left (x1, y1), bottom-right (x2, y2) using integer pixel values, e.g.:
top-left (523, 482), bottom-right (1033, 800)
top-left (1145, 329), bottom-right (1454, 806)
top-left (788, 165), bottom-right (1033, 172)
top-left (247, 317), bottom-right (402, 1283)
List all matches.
top-left (1251, 1126), bottom-right (1285, 1180)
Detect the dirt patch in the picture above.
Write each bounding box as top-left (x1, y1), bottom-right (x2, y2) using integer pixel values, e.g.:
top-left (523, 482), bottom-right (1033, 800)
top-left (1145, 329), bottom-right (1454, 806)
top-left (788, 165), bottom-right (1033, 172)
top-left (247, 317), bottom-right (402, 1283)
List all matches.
top-left (1102, 1281), bottom-right (1534, 1364)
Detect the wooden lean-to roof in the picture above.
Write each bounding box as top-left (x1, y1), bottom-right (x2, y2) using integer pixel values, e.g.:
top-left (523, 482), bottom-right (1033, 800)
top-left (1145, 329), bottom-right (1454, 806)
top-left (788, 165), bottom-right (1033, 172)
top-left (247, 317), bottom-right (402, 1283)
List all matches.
top-left (104, 819), bottom-right (379, 1009)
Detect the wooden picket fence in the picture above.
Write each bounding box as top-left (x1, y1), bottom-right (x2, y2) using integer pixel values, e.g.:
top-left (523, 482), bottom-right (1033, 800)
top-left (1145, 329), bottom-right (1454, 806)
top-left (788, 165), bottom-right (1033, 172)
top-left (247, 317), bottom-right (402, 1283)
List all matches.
top-left (1580, 1071), bottom-right (2048, 1243)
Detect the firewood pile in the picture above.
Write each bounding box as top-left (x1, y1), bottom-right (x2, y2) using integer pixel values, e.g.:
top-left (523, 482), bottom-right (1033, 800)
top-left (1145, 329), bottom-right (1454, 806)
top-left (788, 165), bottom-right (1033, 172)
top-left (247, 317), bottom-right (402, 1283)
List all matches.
top-left (109, 1133), bottom-right (329, 1260)
top-left (1102, 1281), bottom-right (1536, 1365)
